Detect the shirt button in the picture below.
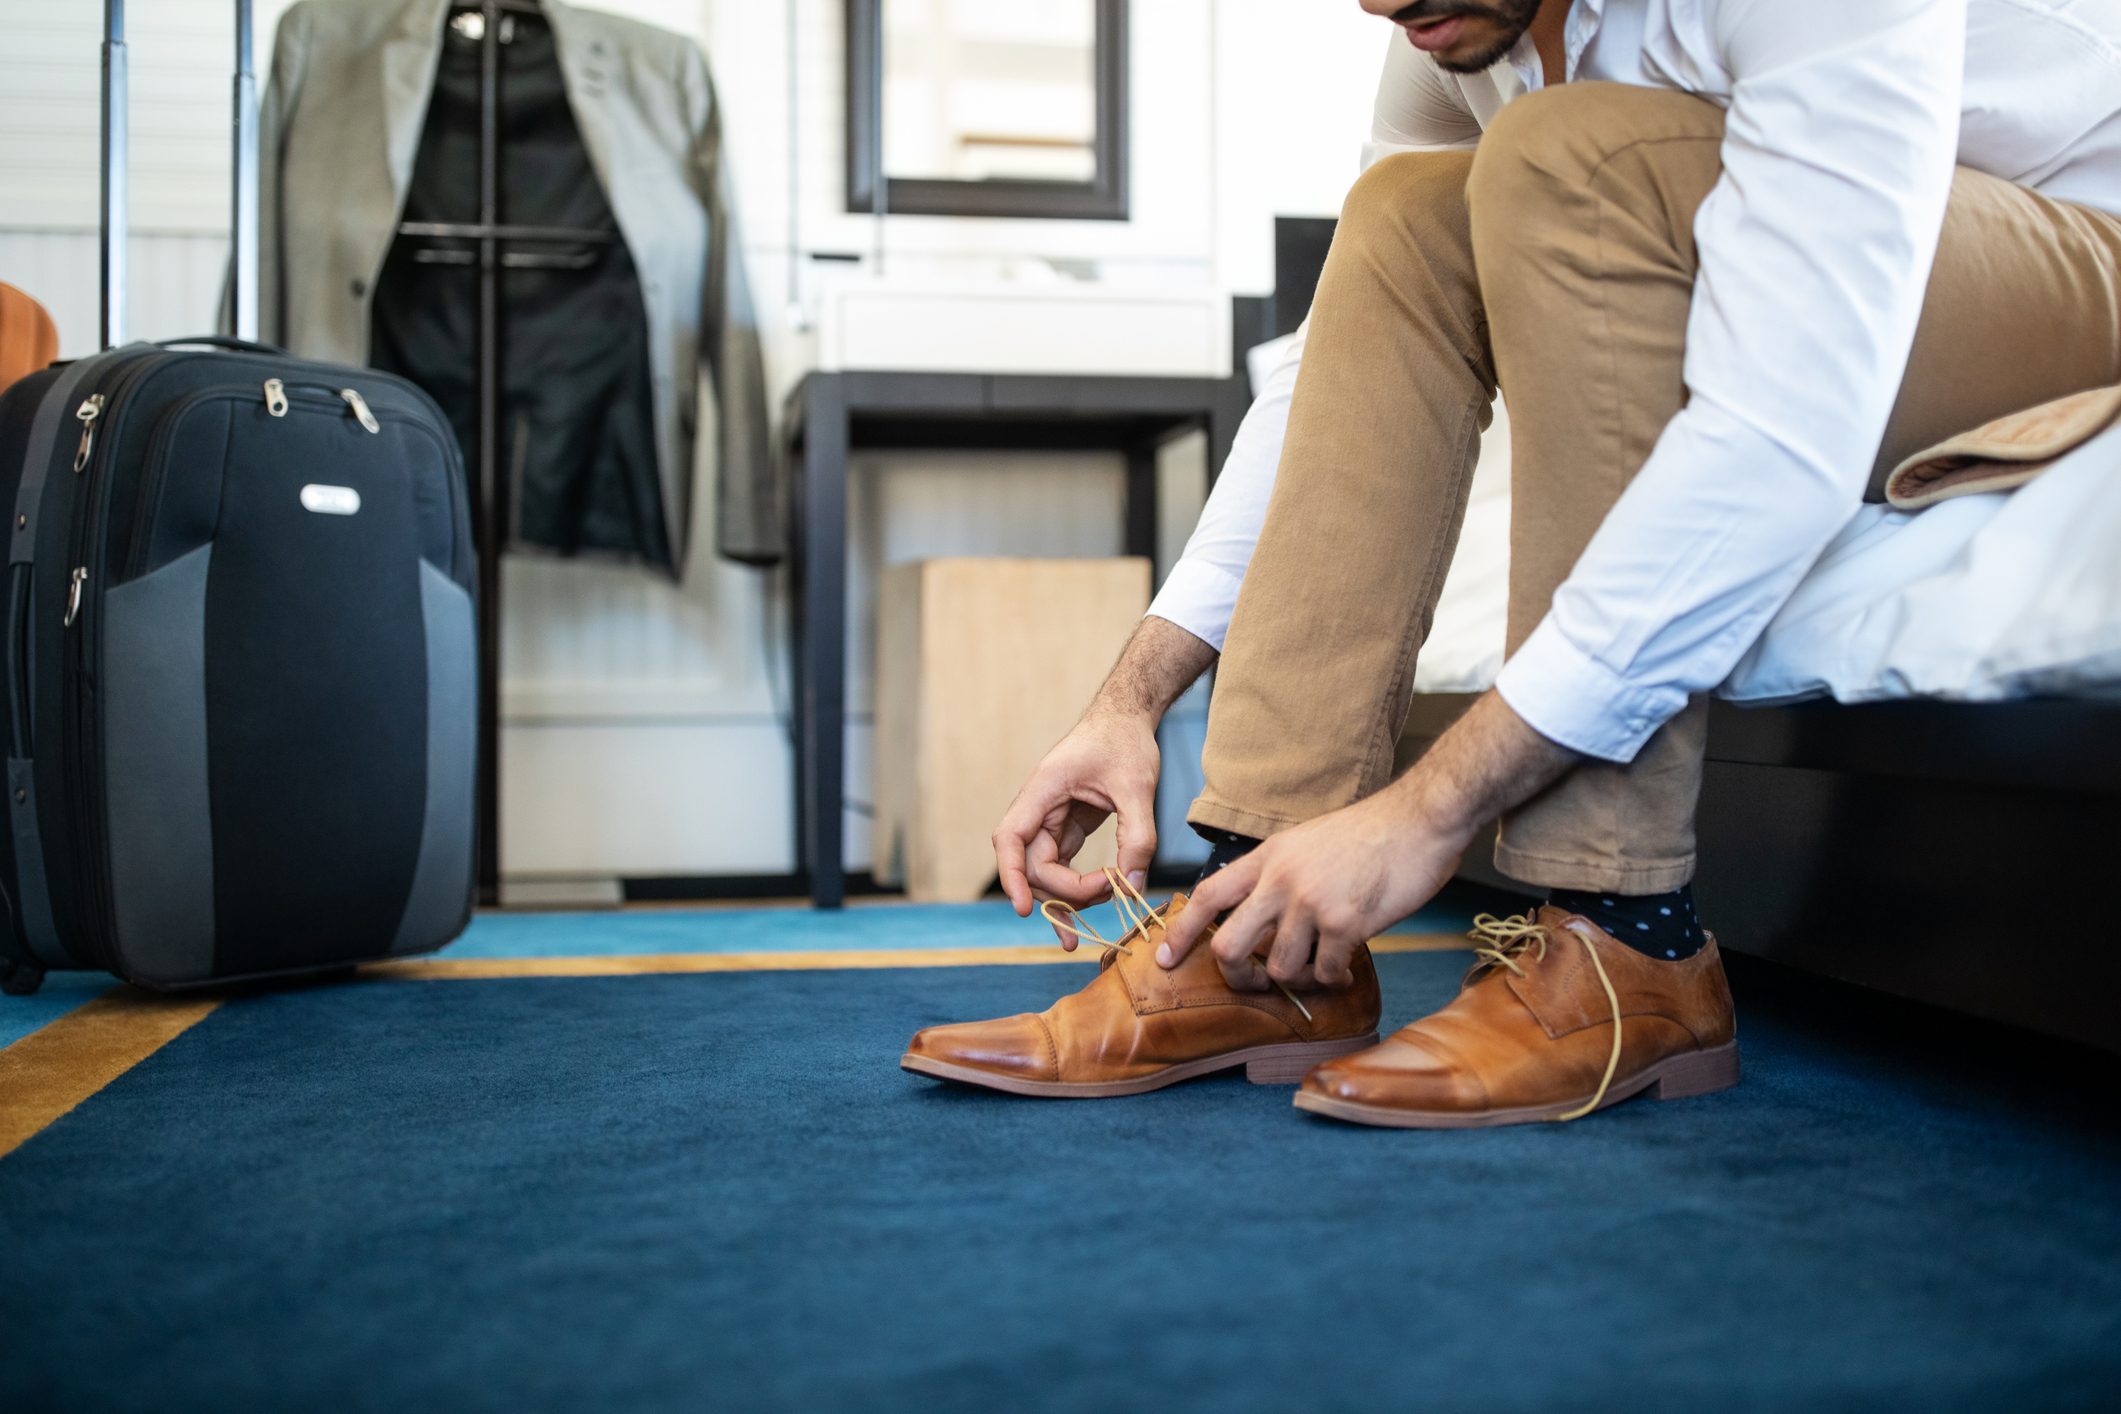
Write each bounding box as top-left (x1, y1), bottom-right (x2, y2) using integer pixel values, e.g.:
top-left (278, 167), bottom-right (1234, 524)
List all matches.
top-left (350, 278), bottom-right (367, 297)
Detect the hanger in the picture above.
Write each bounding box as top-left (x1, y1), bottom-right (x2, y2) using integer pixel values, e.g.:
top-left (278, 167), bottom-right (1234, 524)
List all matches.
top-left (449, 0), bottom-right (545, 44)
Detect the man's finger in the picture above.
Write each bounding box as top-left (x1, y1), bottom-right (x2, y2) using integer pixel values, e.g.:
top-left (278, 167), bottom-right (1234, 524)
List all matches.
top-left (1024, 807), bottom-right (1109, 905)
top-left (1265, 909), bottom-right (1319, 989)
top-left (1112, 780), bottom-right (1159, 884)
top-left (992, 796), bottom-right (1042, 916)
top-left (1023, 823), bottom-right (1106, 946)
top-left (1000, 792), bottom-right (1087, 909)
top-left (1156, 851), bottom-right (1261, 968)
top-left (1208, 891), bottom-right (1278, 992)
top-left (1025, 848), bottom-right (1113, 909)
top-left (1311, 933), bottom-right (1357, 989)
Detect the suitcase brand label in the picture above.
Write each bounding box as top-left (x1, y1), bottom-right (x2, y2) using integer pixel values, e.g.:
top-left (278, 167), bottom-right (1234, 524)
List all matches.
top-left (300, 484), bottom-right (362, 516)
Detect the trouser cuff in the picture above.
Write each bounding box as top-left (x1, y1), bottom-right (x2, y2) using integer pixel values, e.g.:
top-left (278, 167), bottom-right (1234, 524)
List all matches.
top-left (1186, 795), bottom-right (1305, 842)
top-left (1490, 841), bottom-right (1696, 895)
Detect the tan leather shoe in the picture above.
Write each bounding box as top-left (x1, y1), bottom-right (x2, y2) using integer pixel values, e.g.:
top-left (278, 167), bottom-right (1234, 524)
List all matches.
top-left (902, 890), bottom-right (1382, 1098)
top-left (1294, 907), bottom-right (1738, 1128)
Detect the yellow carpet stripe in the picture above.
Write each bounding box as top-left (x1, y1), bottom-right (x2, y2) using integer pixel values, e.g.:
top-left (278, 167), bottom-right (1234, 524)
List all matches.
top-left (0, 991), bottom-right (221, 1161)
top-left (361, 932), bottom-right (1465, 981)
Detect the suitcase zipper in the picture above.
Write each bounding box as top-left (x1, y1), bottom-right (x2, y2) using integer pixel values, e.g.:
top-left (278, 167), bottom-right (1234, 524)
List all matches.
top-left (340, 388), bottom-right (380, 433)
top-left (272, 380), bottom-right (383, 431)
top-left (264, 379), bottom-right (379, 432)
top-left (71, 394), bottom-right (105, 473)
top-left (60, 368), bottom-right (151, 969)
top-left (58, 350), bottom-right (215, 969)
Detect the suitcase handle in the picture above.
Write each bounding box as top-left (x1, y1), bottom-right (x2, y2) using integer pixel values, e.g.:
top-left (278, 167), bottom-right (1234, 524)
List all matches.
top-left (155, 336), bottom-right (286, 357)
top-left (101, 1), bottom-right (258, 346)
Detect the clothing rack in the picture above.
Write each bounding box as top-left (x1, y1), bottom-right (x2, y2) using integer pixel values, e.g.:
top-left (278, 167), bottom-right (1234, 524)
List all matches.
top-left (403, 0), bottom-right (620, 903)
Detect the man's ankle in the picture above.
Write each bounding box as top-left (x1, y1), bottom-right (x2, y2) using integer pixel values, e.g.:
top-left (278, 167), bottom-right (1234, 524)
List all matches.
top-left (1191, 827), bottom-right (1260, 886)
top-left (1547, 883), bottom-right (1706, 961)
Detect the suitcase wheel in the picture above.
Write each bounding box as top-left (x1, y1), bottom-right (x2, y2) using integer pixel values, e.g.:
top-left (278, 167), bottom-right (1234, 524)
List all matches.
top-left (1, 954), bottom-right (45, 996)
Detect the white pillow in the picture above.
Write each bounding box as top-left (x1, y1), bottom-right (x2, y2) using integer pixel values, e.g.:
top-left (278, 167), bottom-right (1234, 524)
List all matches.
top-left (1725, 418), bottom-right (2121, 704)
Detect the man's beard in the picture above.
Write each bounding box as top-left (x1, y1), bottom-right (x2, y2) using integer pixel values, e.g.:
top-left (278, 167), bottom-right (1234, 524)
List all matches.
top-left (1392, 0), bottom-right (1542, 74)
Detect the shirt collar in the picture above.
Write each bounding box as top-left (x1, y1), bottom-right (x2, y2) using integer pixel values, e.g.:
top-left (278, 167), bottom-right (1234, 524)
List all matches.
top-left (1507, 0), bottom-right (1610, 91)
top-left (1564, 0), bottom-right (1608, 81)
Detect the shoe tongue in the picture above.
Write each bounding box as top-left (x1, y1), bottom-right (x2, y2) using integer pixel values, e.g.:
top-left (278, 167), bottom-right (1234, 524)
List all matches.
top-left (1503, 916), bottom-right (1637, 1037)
top-left (1536, 904), bottom-right (1621, 946)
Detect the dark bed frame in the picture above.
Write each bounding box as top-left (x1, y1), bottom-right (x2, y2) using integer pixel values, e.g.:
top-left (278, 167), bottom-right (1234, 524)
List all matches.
top-left (1401, 694), bottom-right (2121, 1052)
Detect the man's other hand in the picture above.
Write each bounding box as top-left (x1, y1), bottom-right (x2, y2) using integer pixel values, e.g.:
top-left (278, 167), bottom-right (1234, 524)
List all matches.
top-left (1156, 791), bottom-right (1463, 989)
top-left (1154, 691), bottom-right (1579, 989)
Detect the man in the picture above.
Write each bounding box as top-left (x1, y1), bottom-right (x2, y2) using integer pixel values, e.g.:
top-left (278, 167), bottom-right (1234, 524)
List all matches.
top-left (901, 0), bottom-right (2121, 1125)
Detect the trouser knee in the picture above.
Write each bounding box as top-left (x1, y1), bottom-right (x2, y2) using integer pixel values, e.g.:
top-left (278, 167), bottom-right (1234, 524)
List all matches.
top-left (1466, 82), bottom-right (1725, 284)
top-left (1334, 150), bottom-right (1478, 267)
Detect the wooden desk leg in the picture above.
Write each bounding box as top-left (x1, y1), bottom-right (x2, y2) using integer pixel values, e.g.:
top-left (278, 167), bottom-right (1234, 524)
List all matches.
top-left (796, 380), bottom-right (849, 909)
top-left (1207, 378), bottom-right (1247, 491)
top-left (1123, 440), bottom-right (1159, 568)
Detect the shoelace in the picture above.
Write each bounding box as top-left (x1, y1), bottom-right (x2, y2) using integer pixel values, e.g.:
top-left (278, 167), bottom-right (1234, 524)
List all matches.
top-left (1042, 867), bottom-right (1314, 1022)
top-left (1467, 911), bottom-right (1622, 1123)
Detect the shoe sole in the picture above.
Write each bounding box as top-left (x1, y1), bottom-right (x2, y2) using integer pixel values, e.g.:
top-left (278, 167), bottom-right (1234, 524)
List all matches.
top-left (1290, 1040), bottom-right (1741, 1129)
top-left (899, 1033), bottom-right (1381, 1098)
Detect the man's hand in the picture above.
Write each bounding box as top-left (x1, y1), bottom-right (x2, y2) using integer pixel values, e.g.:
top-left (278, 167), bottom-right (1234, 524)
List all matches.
top-left (1157, 690), bottom-right (1579, 987)
top-left (993, 709), bottom-right (1162, 942)
top-left (993, 617), bottom-right (1218, 945)
top-left (1161, 789), bottom-right (1466, 989)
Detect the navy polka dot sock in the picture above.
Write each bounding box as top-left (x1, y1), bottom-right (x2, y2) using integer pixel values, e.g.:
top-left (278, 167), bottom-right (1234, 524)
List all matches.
top-left (1192, 828), bottom-right (1260, 887)
top-left (1545, 883), bottom-right (1705, 961)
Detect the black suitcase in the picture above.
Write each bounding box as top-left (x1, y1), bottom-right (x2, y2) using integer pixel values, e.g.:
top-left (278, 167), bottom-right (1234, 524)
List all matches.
top-left (0, 2), bottom-right (477, 994)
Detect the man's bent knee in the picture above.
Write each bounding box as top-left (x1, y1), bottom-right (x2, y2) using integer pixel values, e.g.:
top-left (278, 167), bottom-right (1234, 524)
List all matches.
top-left (1337, 149), bottom-right (1477, 251)
top-left (1467, 82), bottom-right (1725, 230)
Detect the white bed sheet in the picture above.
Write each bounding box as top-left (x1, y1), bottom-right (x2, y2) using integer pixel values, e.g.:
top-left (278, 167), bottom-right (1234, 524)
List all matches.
top-left (1408, 410), bottom-right (2121, 707)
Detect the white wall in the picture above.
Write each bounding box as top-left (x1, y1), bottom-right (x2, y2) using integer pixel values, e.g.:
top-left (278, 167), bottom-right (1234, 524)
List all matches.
top-left (0, 0), bottom-right (1395, 886)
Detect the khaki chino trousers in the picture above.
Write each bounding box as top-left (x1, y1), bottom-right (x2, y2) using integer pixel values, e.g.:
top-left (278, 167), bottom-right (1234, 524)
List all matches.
top-left (1189, 82), bottom-right (2121, 892)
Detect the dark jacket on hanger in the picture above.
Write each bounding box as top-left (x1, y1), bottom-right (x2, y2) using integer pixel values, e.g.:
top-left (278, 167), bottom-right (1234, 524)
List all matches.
top-left (239, 0), bottom-right (780, 570)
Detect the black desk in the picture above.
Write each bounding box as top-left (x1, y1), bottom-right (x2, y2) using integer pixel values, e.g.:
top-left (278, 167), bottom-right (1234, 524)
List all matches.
top-left (785, 370), bottom-right (1250, 908)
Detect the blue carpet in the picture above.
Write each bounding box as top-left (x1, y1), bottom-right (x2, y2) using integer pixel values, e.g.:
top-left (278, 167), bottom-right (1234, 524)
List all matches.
top-left (3, 951), bottom-right (2118, 1411)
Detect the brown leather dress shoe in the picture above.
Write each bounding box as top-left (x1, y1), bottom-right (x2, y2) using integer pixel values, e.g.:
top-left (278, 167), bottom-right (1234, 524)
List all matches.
top-left (1295, 907), bottom-right (1738, 1128)
top-left (902, 891), bottom-right (1382, 1098)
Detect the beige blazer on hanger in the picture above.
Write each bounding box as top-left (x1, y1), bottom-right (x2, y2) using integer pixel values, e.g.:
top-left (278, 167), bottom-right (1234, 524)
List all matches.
top-left (239, 0), bottom-right (780, 568)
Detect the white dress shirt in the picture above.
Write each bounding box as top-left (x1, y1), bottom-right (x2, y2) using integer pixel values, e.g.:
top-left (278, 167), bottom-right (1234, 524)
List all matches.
top-left (1147, 0), bottom-right (2121, 762)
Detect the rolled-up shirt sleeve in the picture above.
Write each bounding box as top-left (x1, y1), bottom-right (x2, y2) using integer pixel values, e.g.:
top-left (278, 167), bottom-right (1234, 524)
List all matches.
top-left (1146, 320), bottom-right (1303, 649)
top-left (1495, 0), bottom-right (1967, 761)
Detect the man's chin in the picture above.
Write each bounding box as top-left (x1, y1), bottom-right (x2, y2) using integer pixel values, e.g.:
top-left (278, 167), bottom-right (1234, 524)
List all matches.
top-left (1425, 23), bottom-right (1523, 75)
top-left (1434, 38), bottom-right (1520, 74)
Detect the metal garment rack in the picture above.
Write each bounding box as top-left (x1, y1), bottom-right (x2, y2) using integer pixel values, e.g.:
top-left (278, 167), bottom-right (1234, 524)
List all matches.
top-left (405, 0), bottom-right (618, 903)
